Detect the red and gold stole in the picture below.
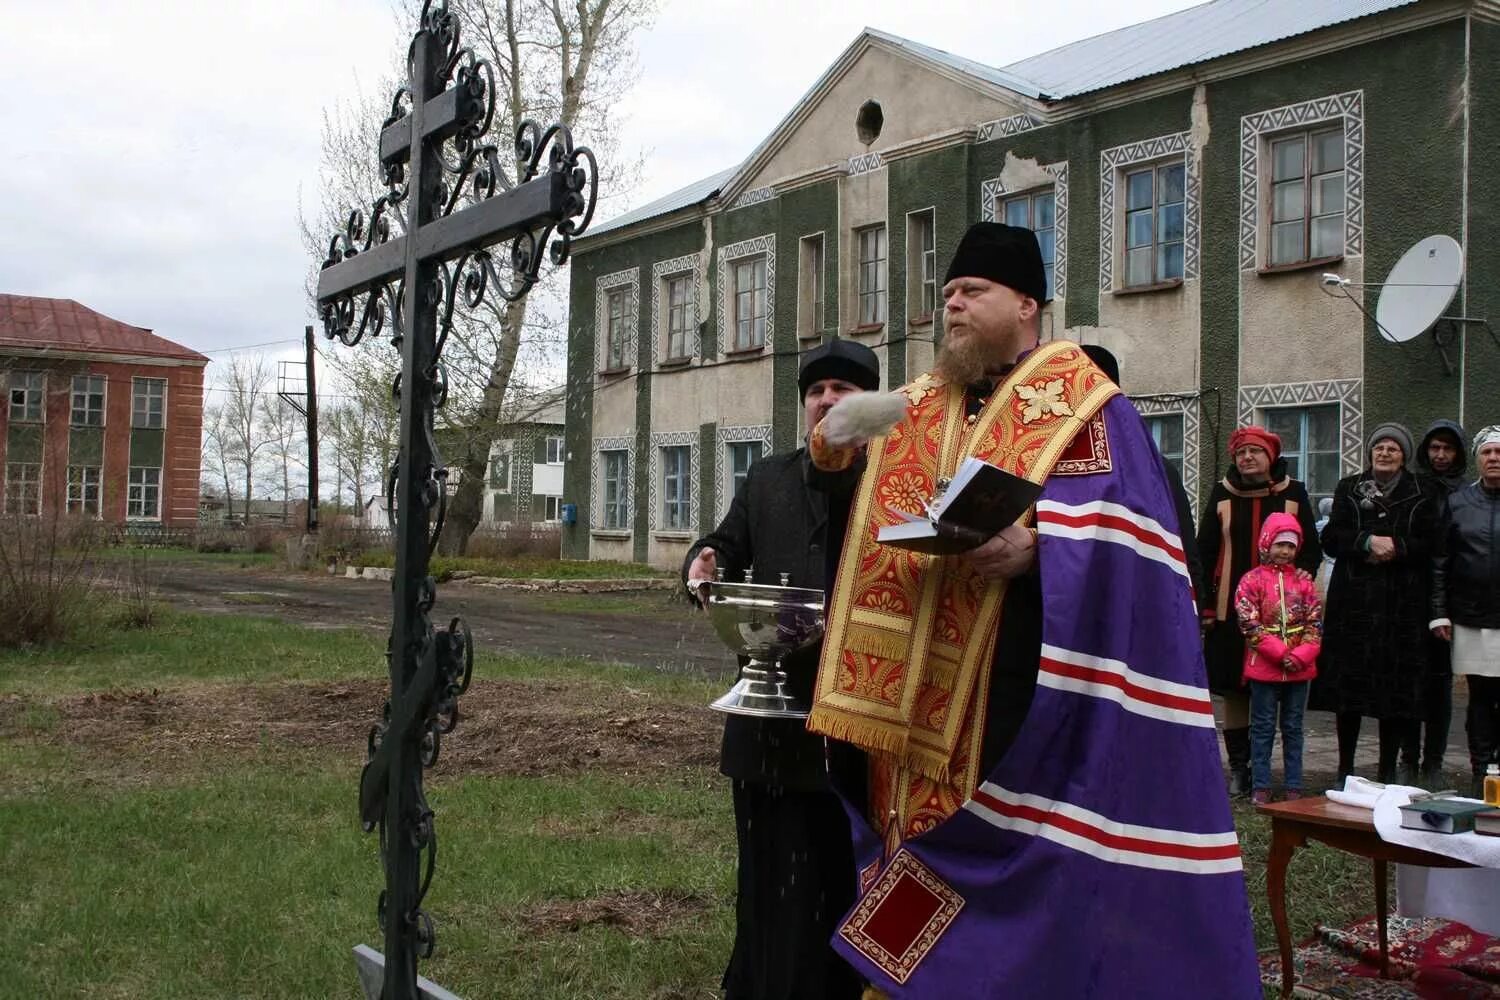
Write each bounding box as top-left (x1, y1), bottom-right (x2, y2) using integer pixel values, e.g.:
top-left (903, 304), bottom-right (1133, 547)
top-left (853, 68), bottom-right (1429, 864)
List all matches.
top-left (808, 341), bottom-right (1116, 841)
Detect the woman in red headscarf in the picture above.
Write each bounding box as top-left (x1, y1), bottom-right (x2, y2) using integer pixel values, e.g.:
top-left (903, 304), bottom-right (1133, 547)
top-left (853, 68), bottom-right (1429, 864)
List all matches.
top-left (1197, 426), bottom-right (1323, 796)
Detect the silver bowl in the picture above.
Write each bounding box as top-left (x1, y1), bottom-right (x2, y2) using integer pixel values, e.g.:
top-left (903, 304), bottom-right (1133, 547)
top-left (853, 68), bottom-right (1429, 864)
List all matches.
top-left (703, 579), bottom-right (824, 719)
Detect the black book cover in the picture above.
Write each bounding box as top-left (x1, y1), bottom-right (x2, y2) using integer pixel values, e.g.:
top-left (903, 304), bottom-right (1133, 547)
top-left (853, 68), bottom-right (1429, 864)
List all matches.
top-left (878, 458), bottom-right (1042, 555)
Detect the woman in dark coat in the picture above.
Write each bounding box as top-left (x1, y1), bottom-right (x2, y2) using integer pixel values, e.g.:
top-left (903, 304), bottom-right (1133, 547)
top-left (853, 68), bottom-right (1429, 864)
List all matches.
top-left (1316, 423), bottom-right (1444, 784)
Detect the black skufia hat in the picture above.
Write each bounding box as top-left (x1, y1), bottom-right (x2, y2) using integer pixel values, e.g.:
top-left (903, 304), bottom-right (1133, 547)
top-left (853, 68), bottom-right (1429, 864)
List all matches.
top-left (943, 222), bottom-right (1049, 305)
top-left (797, 338), bottom-right (881, 396)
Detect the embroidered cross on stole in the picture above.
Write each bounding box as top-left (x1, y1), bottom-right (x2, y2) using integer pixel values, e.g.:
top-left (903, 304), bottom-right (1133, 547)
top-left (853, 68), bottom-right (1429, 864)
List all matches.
top-left (808, 340), bottom-right (1117, 844)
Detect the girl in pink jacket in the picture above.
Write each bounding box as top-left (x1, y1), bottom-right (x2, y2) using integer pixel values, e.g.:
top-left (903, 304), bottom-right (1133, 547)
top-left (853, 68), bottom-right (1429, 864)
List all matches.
top-left (1235, 512), bottom-right (1323, 804)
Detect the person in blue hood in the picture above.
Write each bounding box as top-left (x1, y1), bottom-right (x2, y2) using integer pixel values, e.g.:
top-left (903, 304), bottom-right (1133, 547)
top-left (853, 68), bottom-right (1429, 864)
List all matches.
top-left (1409, 419), bottom-right (1468, 782)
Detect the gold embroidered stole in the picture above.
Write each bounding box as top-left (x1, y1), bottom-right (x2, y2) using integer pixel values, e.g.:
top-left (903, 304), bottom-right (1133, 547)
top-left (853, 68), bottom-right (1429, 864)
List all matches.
top-left (808, 342), bottom-right (1118, 806)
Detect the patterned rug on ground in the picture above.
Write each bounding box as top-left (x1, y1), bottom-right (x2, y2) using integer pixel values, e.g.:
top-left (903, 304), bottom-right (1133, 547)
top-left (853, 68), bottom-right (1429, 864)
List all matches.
top-left (1258, 915), bottom-right (1500, 997)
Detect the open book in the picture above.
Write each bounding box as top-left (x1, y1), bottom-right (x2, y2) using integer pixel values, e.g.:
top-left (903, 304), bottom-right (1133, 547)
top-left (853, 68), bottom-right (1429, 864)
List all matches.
top-left (877, 456), bottom-right (1043, 555)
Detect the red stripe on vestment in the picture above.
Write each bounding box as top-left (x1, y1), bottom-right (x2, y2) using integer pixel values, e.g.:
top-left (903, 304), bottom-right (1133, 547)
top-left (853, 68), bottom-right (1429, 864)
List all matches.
top-left (1037, 508), bottom-right (1186, 563)
top-left (1039, 655), bottom-right (1213, 717)
top-left (969, 789), bottom-right (1242, 862)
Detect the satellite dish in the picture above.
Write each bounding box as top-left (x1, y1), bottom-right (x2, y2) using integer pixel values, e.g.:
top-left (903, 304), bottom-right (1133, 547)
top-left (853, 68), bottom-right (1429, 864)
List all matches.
top-left (1374, 235), bottom-right (1463, 343)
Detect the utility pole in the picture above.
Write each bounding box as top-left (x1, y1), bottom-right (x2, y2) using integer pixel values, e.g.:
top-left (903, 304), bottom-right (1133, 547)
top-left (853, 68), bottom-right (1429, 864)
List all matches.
top-left (305, 324), bottom-right (319, 533)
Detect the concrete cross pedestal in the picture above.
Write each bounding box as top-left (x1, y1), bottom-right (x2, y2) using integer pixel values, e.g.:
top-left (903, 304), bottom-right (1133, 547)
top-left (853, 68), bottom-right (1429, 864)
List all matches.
top-left (353, 945), bottom-right (463, 1000)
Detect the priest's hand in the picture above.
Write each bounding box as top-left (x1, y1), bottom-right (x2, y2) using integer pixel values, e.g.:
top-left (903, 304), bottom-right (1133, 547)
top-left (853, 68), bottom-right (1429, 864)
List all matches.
top-left (965, 525), bottom-right (1036, 582)
top-left (686, 547), bottom-right (717, 608)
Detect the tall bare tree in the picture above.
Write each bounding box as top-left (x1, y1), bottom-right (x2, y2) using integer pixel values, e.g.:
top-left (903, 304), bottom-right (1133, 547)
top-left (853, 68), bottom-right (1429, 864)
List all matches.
top-left (259, 394), bottom-right (304, 520)
top-left (221, 355), bottom-right (275, 521)
top-left (201, 401), bottom-right (236, 521)
top-left (303, 0), bottom-right (654, 552)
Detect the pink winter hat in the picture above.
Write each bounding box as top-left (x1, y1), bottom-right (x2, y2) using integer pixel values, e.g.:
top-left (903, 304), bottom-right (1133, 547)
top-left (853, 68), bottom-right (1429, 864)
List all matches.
top-left (1257, 512), bottom-right (1302, 553)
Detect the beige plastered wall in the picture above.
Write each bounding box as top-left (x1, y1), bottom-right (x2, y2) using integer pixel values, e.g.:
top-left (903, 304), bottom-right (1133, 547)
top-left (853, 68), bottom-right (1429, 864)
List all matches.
top-left (1239, 258), bottom-right (1365, 384)
top-left (1083, 282), bottom-right (1202, 396)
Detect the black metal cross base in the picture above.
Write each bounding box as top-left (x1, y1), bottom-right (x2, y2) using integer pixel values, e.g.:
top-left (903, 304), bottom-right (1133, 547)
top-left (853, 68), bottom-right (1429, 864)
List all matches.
top-left (312, 3), bottom-right (596, 998)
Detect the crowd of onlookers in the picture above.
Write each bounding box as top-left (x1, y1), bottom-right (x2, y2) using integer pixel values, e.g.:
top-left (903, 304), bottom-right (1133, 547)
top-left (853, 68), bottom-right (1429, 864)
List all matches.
top-left (1195, 420), bottom-right (1500, 802)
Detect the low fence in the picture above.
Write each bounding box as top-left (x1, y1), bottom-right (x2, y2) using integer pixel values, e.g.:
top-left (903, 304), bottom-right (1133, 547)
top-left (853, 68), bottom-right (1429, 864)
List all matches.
top-left (93, 521), bottom-right (562, 559)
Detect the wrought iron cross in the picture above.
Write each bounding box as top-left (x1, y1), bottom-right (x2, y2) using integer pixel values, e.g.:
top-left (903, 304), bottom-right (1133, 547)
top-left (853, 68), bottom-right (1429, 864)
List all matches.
top-left (314, 3), bottom-right (596, 997)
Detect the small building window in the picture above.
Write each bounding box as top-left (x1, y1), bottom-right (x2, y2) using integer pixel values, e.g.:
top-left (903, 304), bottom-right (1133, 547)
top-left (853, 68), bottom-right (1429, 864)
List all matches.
top-left (1123, 161), bottom-right (1186, 287)
top-left (1143, 414), bottom-right (1186, 481)
top-left (1262, 404), bottom-right (1341, 506)
top-left (8, 371), bottom-right (44, 424)
top-left (132, 377), bottom-right (166, 429)
top-left (728, 441), bottom-right (763, 500)
top-left (536, 495), bottom-right (563, 522)
top-left (488, 444), bottom-right (512, 493)
top-left (71, 375), bottom-right (106, 427)
top-left (663, 273), bottom-right (693, 361)
top-left (4, 462), bottom-right (41, 515)
top-left (67, 466), bottom-right (102, 516)
top-left (732, 256), bottom-right (768, 350)
top-left (798, 234), bottom-right (824, 339)
top-left (857, 225), bottom-right (887, 325)
top-left (1268, 127), bottom-right (1345, 267)
top-left (601, 450), bottom-right (630, 530)
top-left (1003, 190), bottom-right (1057, 300)
top-left (660, 445), bottom-right (692, 530)
top-left (127, 467), bottom-right (161, 519)
top-left (907, 210), bottom-right (936, 320)
top-left (544, 436), bottom-right (565, 465)
top-left (605, 289), bottom-right (631, 370)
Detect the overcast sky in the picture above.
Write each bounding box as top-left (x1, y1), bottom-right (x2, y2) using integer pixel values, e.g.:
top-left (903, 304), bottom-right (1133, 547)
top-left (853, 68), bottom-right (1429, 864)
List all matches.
top-left (0, 0), bottom-right (1195, 368)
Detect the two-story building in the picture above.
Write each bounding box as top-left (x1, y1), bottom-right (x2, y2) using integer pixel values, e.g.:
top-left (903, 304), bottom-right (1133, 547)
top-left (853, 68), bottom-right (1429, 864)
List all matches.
top-left (1, 294), bottom-right (208, 526)
top-left (482, 388), bottom-right (568, 526)
top-left (562, 0), bottom-right (1500, 568)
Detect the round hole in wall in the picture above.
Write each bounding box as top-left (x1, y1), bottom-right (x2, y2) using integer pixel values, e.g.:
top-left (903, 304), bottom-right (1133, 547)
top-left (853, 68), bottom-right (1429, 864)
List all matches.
top-left (855, 99), bottom-right (884, 146)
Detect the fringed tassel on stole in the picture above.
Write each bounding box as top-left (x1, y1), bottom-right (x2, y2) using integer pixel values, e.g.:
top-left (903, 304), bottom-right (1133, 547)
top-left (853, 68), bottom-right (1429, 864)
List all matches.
top-left (806, 706), bottom-right (911, 758)
top-left (844, 627), bottom-right (909, 662)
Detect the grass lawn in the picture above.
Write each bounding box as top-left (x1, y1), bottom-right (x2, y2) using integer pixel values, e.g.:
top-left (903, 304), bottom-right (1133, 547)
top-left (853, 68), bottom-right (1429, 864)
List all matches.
top-left (351, 552), bottom-right (673, 582)
top-left (86, 545), bottom-right (282, 569)
top-left (0, 609), bottom-right (1380, 998)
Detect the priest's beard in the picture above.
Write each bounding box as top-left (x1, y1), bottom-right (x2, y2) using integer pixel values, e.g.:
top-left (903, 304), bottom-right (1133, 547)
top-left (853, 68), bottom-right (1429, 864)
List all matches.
top-left (935, 330), bottom-right (1011, 385)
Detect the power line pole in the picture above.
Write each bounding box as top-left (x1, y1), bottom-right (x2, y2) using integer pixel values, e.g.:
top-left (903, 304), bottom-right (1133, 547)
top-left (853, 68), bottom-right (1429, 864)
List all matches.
top-left (305, 324), bottom-right (319, 533)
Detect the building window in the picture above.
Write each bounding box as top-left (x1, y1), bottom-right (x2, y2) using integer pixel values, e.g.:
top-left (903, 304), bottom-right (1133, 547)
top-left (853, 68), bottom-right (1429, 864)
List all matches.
top-left (857, 225), bottom-right (887, 325)
top-left (536, 495), bottom-right (563, 522)
top-left (907, 211), bottom-right (936, 320)
top-left (4, 463), bottom-right (41, 515)
top-left (71, 375), bottom-right (106, 427)
top-left (602, 450), bottom-right (630, 530)
top-left (798, 234), bottom-right (824, 338)
top-left (728, 441), bottom-right (762, 500)
top-left (660, 445), bottom-right (692, 530)
top-left (67, 466), bottom-right (101, 516)
top-left (663, 273), bottom-right (693, 361)
top-left (1003, 190), bottom-right (1057, 300)
top-left (127, 467), bottom-right (161, 519)
top-left (132, 377), bottom-right (166, 429)
top-left (605, 288), bottom-right (630, 370)
top-left (488, 444), bottom-right (512, 493)
top-left (1268, 126), bottom-right (1345, 267)
top-left (1262, 404), bottom-right (1341, 505)
top-left (544, 436), bottom-right (564, 465)
top-left (1143, 414), bottom-right (1186, 481)
top-left (1123, 161), bottom-right (1186, 287)
top-left (732, 255), bottom-right (768, 350)
top-left (8, 371), bottom-right (43, 423)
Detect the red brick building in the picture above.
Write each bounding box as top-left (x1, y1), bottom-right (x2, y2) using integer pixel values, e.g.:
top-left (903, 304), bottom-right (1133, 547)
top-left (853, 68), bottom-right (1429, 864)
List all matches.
top-left (1, 295), bottom-right (208, 526)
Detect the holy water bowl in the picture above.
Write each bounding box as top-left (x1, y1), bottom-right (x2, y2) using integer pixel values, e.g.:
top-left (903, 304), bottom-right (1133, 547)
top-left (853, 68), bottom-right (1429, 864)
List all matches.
top-left (703, 578), bottom-right (825, 719)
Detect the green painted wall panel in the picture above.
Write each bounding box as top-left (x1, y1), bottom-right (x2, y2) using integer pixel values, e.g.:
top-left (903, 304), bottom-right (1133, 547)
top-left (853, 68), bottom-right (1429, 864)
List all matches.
top-left (698, 422), bottom-right (716, 532)
top-left (69, 427), bottom-right (103, 466)
top-left (129, 428), bottom-right (164, 468)
top-left (6, 425), bottom-right (42, 464)
top-left (1464, 17), bottom-right (1500, 434)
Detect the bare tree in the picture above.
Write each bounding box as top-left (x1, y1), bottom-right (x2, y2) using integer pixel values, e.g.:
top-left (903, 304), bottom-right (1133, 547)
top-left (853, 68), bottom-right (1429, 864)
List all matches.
top-left (302, 0), bottom-right (655, 552)
top-left (221, 355), bottom-right (275, 521)
top-left (201, 401), bottom-right (236, 521)
top-left (259, 393), bottom-right (304, 520)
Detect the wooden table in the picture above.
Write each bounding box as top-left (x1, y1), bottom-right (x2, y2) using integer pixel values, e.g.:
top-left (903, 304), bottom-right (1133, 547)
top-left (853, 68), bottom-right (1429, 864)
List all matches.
top-left (1258, 796), bottom-right (1477, 997)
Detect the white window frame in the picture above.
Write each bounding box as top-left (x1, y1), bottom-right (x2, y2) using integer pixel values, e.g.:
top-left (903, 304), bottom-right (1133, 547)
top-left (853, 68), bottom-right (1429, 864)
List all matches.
top-left (1100, 132), bottom-right (1199, 292)
top-left (4, 462), bottom-right (42, 515)
top-left (488, 442), bottom-right (513, 494)
top-left (906, 210), bottom-right (936, 321)
top-left (730, 255), bottom-right (768, 351)
top-left (1143, 414), bottom-right (1186, 480)
top-left (131, 377), bottom-right (167, 429)
top-left (1120, 160), bottom-right (1187, 288)
top-left (537, 495), bottom-right (563, 523)
top-left (797, 233), bottom-right (825, 340)
top-left (544, 435), bottom-right (564, 465)
top-left (1265, 124), bottom-right (1347, 268)
top-left (127, 466), bottom-right (162, 520)
top-left (1258, 403), bottom-right (1343, 506)
top-left (715, 424), bottom-right (772, 522)
top-left (999, 189), bottom-right (1057, 301)
top-left (659, 445), bottom-right (692, 531)
top-left (600, 448), bottom-right (631, 531)
top-left (856, 224), bottom-right (887, 326)
top-left (727, 441), bottom-right (762, 501)
top-left (67, 465), bottom-right (102, 517)
top-left (663, 272), bottom-right (693, 361)
top-left (594, 267), bottom-right (639, 376)
top-left (8, 370), bottom-right (44, 424)
top-left (71, 374), bottom-right (106, 427)
top-left (716, 235), bottom-right (776, 355)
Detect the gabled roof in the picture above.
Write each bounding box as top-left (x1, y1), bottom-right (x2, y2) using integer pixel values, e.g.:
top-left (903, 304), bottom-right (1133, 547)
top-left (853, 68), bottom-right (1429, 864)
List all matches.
top-left (586, 167), bottom-right (736, 238)
top-left (0, 294), bottom-right (209, 363)
top-left (1000, 0), bottom-right (1419, 99)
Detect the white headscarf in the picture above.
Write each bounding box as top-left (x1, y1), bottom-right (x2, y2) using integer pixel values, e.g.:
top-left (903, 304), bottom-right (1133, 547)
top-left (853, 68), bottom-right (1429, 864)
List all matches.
top-left (1474, 425), bottom-right (1500, 454)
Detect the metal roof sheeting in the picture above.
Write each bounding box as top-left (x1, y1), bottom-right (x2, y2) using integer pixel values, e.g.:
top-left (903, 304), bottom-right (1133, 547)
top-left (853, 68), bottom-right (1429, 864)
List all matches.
top-left (586, 166), bottom-right (736, 237)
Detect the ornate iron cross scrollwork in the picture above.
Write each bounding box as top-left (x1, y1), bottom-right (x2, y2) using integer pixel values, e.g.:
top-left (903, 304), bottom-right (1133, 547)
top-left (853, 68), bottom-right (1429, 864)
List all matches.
top-left (314, 3), bottom-right (597, 997)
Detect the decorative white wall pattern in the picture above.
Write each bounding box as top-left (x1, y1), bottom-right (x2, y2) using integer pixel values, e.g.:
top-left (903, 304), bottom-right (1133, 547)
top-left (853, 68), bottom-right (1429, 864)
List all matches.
top-left (730, 186), bottom-right (775, 211)
top-left (648, 431), bottom-right (700, 534)
top-left (1238, 379), bottom-right (1364, 477)
top-left (1098, 132), bottom-right (1200, 291)
top-left (593, 267), bottom-right (639, 374)
top-left (714, 423), bottom-right (774, 523)
top-left (980, 162), bottom-right (1069, 299)
top-left (591, 435), bottom-right (635, 531)
top-left (716, 234), bottom-right (777, 355)
top-left (1239, 90), bottom-right (1365, 270)
top-left (650, 254), bottom-right (701, 366)
top-left (1131, 397), bottom-right (1201, 502)
top-left (848, 152), bottom-right (883, 175)
top-left (975, 113), bottom-right (1041, 144)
